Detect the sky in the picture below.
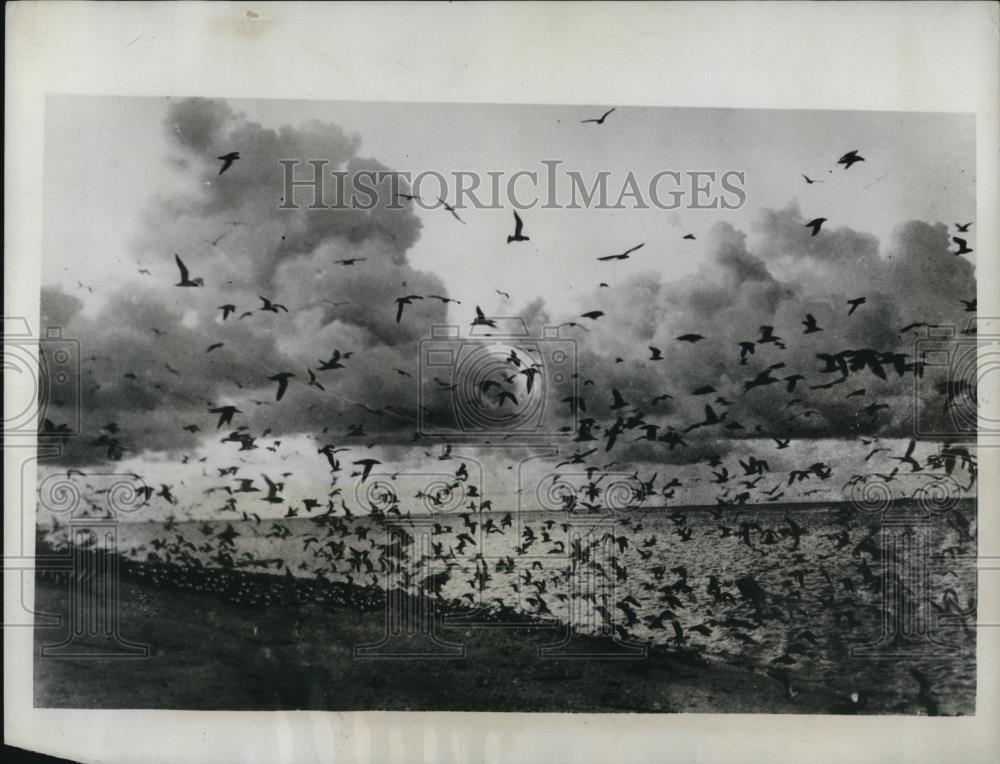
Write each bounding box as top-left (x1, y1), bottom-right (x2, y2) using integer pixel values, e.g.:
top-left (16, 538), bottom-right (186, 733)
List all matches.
top-left (37, 96), bottom-right (979, 516)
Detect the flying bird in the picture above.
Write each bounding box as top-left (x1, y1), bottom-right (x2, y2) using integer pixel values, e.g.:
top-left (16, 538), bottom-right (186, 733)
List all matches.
top-left (837, 150), bottom-right (865, 170)
top-left (648, 346), bottom-right (663, 361)
top-left (682, 234), bottom-right (696, 240)
top-left (395, 295), bottom-right (424, 323)
top-left (437, 197), bottom-right (465, 224)
top-left (209, 405), bottom-right (242, 429)
top-left (472, 306), bottom-right (497, 329)
top-left (269, 372), bottom-right (295, 401)
top-left (353, 458), bottom-right (382, 483)
top-left (206, 342), bottom-right (224, 353)
top-left (676, 334), bottom-right (704, 343)
top-left (802, 314), bottom-right (823, 333)
top-left (952, 237), bottom-right (973, 256)
top-left (955, 222), bottom-right (972, 232)
top-left (801, 174), bottom-right (824, 184)
top-left (804, 217), bottom-right (827, 236)
top-left (173, 254), bottom-right (203, 287)
top-left (217, 152), bottom-right (240, 175)
top-left (847, 297), bottom-right (866, 315)
top-left (580, 107), bottom-right (615, 125)
top-left (507, 211), bottom-right (529, 243)
top-left (581, 311), bottom-right (605, 320)
top-left (219, 304), bottom-right (236, 320)
top-left (597, 243), bottom-right (644, 261)
top-left (259, 296), bottom-right (288, 313)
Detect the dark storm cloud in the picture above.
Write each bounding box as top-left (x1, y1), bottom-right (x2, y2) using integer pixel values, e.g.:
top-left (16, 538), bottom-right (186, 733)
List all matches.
top-left (41, 99), bottom-right (975, 472)
top-left (43, 98), bottom-right (451, 464)
top-left (558, 204), bottom-right (975, 463)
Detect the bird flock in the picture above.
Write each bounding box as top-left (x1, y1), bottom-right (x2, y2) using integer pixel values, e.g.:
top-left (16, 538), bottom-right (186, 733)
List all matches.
top-left (41, 107), bottom-right (980, 713)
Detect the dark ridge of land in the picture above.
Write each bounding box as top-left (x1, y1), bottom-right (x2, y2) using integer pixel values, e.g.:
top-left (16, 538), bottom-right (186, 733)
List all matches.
top-left (32, 549), bottom-right (892, 714)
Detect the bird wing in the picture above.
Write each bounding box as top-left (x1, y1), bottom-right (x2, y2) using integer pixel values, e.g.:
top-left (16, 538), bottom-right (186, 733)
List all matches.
top-left (175, 254), bottom-right (189, 281)
top-left (513, 211), bottom-right (523, 236)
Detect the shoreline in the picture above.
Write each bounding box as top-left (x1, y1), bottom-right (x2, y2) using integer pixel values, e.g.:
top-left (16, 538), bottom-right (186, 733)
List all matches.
top-left (32, 552), bottom-right (920, 714)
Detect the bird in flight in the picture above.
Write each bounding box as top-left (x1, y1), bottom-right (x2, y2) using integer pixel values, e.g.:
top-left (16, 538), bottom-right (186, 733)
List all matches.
top-left (507, 211), bottom-right (529, 243)
top-left (802, 314), bottom-right (823, 334)
top-left (961, 298), bottom-right (977, 312)
top-left (801, 174), bottom-right (824, 184)
top-left (496, 290), bottom-right (511, 299)
top-left (676, 333), bottom-right (704, 343)
top-left (437, 198), bottom-right (465, 224)
top-left (804, 217), bottom-right (827, 236)
top-left (318, 350), bottom-right (352, 370)
top-left (580, 107), bottom-right (615, 125)
top-left (683, 234), bottom-right (696, 240)
top-left (581, 311), bottom-right (605, 321)
top-left (219, 304), bottom-right (236, 320)
top-left (353, 458), bottom-right (382, 483)
top-left (648, 346), bottom-right (664, 361)
top-left (952, 237), bottom-right (973, 256)
top-left (209, 405), bottom-right (242, 429)
top-left (174, 254), bottom-right (203, 287)
top-left (395, 295), bottom-right (424, 323)
top-left (206, 342), bottom-right (225, 353)
top-left (335, 258), bottom-right (366, 266)
top-left (269, 372), bottom-right (295, 401)
top-left (837, 150), bottom-right (865, 170)
top-left (259, 296), bottom-right (289, 313)
top-left (955, 222), bottom-right (972, 232)
top-left (847, 297), bottom-right (866, 315)
top-left (217, 152), bottom-right (240, 175)
top-left (597, 243), bottom-right (644, 261)
top-left (427, 294), bottom-right (462, 304)
top-left (472, 306), bottom-right (497, 329)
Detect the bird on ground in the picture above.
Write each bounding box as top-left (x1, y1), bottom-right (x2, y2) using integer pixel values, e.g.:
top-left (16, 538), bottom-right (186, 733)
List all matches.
top-left (580, 107), bottom-right (615, 125)
top-left (507, 211), bottom-right (529, 243)
top-left (217, 152), bottom-right (240, 174)
top-left (174, 255), bottom-right (203, 287)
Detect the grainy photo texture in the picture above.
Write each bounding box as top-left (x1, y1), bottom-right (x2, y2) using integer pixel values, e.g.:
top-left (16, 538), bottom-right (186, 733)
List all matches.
top-left (31, 96), bottom-right (980, 714)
